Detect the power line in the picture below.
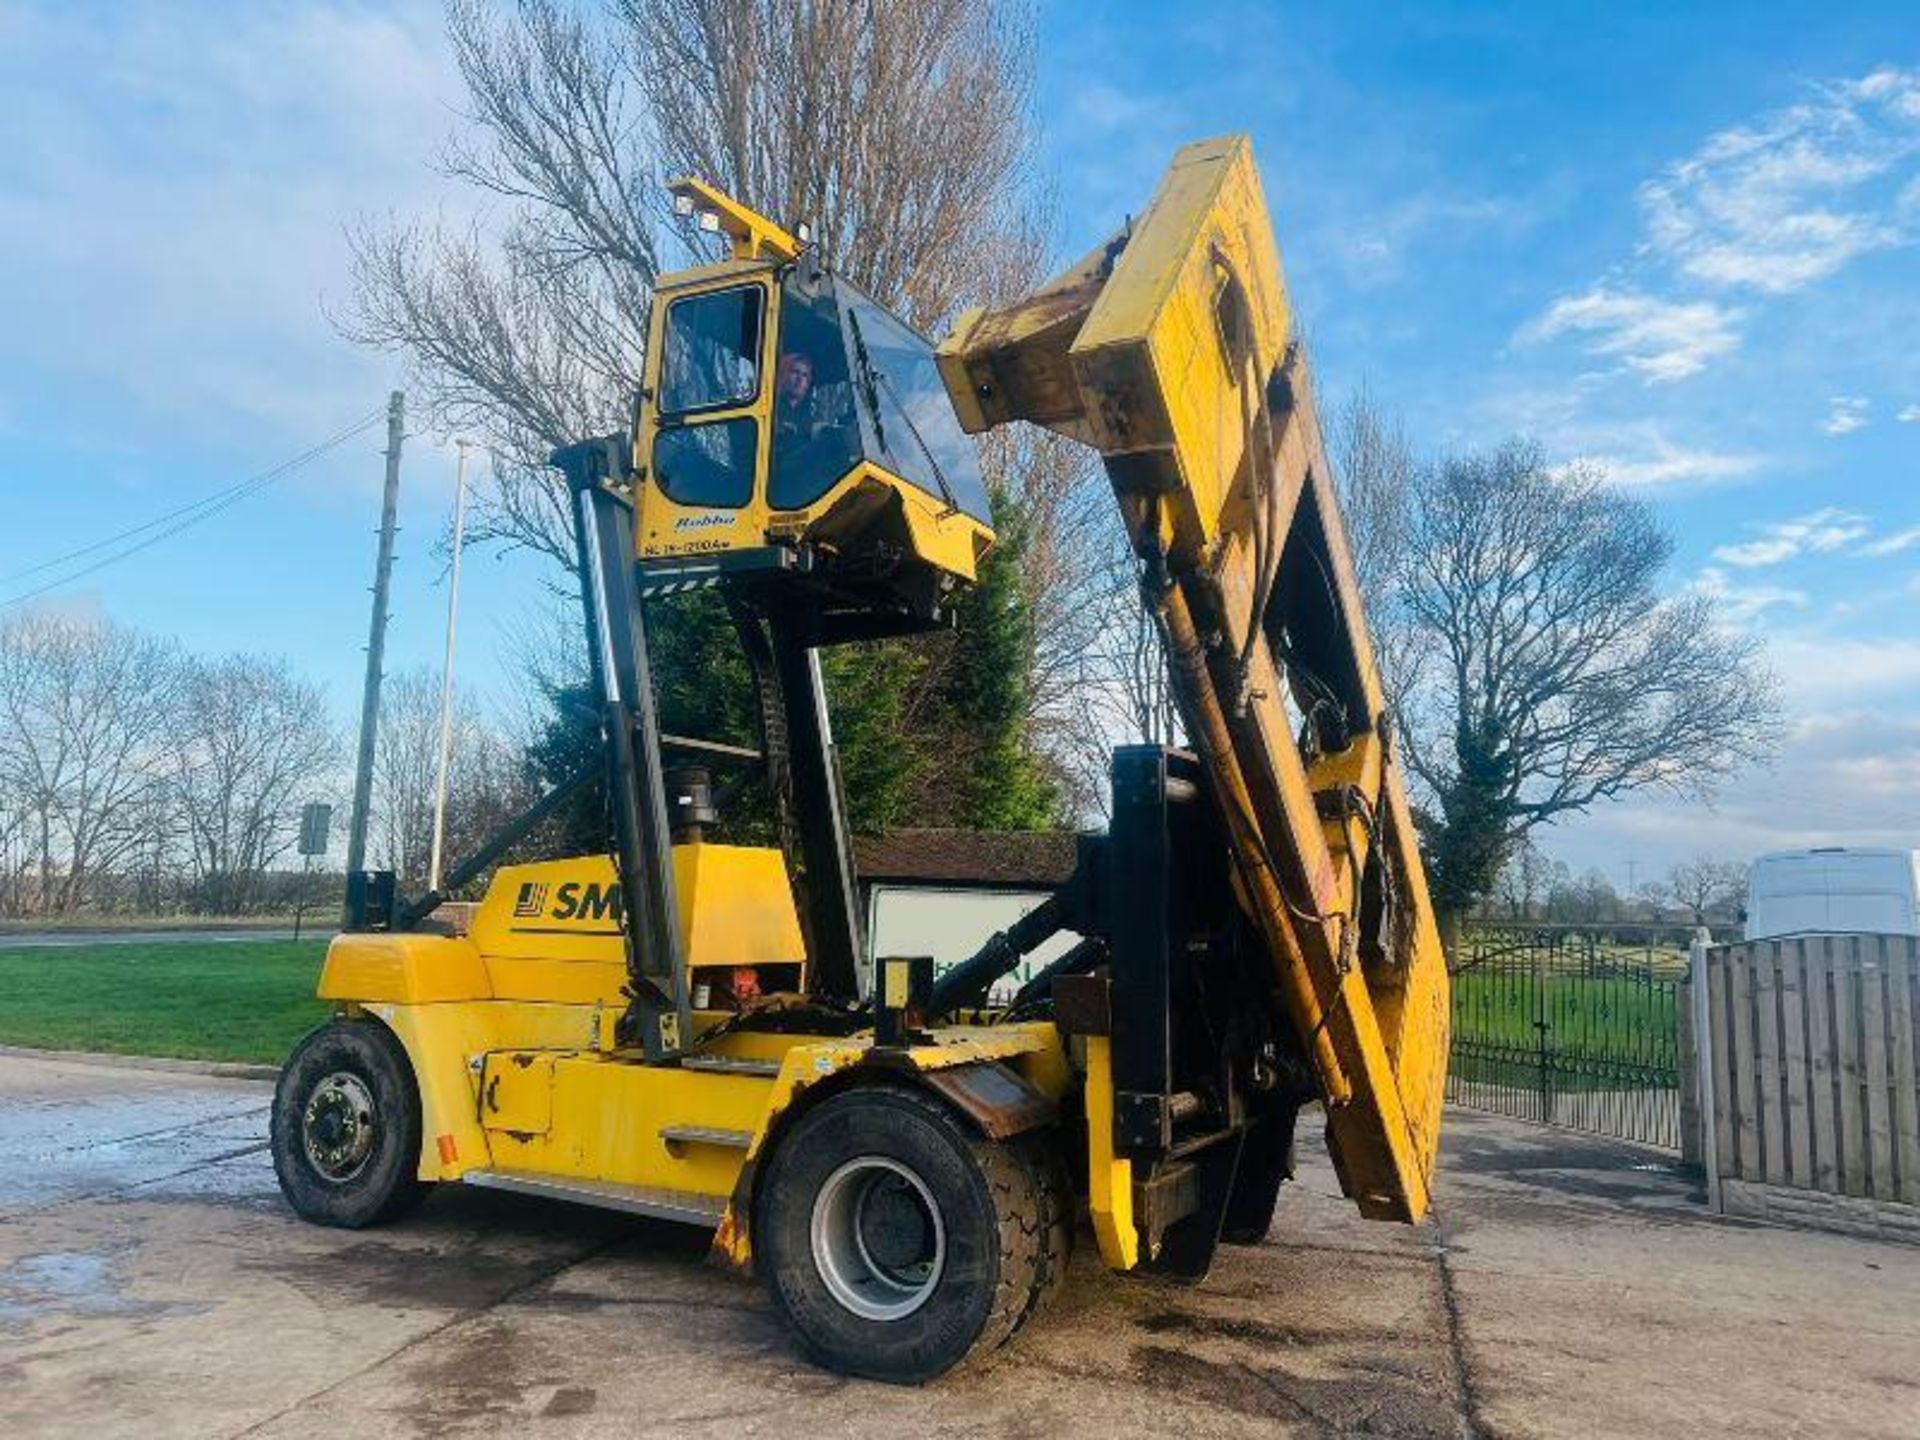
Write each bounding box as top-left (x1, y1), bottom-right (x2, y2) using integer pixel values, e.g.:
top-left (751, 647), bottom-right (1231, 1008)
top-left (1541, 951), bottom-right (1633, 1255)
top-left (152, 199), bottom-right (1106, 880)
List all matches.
top-left (0, 407), bottom-right (384, 589)
top-left (0, 408), bottom-right (385, 611)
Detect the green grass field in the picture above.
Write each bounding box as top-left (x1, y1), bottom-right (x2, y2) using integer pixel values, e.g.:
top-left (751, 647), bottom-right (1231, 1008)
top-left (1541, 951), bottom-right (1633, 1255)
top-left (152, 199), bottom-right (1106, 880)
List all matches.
top-left (1449, 967), bottom-right (1678, 1049)
top-left (0, 940), bottom-right (332, 1064)
top-left (0, 933), bottom-right (1687, 1080)
top-left (1448, 965), bottom-right (1679, 1093)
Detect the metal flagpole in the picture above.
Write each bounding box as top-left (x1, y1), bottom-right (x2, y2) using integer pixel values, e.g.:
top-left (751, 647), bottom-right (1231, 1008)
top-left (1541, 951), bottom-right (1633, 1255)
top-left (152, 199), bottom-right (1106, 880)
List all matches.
top-left (428, 439), bottom-right (472, 895)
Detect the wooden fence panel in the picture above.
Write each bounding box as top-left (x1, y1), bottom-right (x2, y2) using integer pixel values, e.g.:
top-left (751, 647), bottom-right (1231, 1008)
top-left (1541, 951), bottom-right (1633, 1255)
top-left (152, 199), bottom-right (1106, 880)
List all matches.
top-left (1781, 938), bottom-right (1812, 1188)
top-left (1862, 936), bottom-right (1893, 1199)
top-left (1755, 947), bottom-right (1786, 1186)
top-left (1803, 940), bottom-right (1839, 1195)
top-left (1834, 938), bottom-right (1867, 1198)
top-left (1710, 949), bottom-right (1738, 1181)
top-left (1700, 936), bottom-right (1920, 1223)
top-left (1731, 949), bottom-right (1762, 1178)
top-left (1891, 943), bottom-right (1918, 1206)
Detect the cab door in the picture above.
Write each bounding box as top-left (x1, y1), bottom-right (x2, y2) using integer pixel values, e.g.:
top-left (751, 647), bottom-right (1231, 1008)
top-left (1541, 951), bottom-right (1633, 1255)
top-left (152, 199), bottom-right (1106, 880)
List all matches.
top-left (636, 276), bottom-right (775, 559)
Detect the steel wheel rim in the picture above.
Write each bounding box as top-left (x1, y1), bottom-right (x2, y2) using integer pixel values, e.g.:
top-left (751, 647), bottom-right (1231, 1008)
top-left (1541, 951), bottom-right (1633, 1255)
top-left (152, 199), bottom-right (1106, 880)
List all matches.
top-left (809, 1155), bottom-right (946, 1321)
top-left (303, 1071), bottom-right (377, 1182)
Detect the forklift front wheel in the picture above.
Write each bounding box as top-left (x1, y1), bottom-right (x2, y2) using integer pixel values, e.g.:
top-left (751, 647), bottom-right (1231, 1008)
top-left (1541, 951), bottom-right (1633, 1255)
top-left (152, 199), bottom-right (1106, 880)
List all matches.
top-left (755, 1085), bottom-right (1047, 1384)
top-left (271, 1019), bottom-right (428, 1229)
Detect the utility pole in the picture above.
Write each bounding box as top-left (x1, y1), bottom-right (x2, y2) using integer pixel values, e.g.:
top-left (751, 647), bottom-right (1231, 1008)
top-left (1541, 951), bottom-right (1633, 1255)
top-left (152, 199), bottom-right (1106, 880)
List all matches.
top-left (344, 391), bottom-right (404, 900)
top-left (428, 439), bottom-right (471, 894)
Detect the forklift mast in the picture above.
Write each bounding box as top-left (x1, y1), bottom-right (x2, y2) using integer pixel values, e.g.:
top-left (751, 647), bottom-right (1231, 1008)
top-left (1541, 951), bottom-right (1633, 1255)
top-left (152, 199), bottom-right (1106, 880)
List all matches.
top-left (546, 180), bottom-right (1003, 1054)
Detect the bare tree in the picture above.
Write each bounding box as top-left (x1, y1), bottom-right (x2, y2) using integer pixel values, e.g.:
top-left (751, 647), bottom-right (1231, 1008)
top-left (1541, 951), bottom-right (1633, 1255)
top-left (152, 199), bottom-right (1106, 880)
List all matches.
top-left (1327, 384), bottom-right (1417, 702)
top-left (1490, 837), bottom-right (1562, 922)
top-left (0, 613), bottom-right (183, 915)
top-left (1328, 384), bottom-right (1415, 608)
top-left (342, 0), bottom-right (660, 568)
top-left (344, 0), bottom-right (1043, 567)
top-left (171, 655), bottom-right (341, 913)
top-left (1396, 441), bottom-right (1781, 939)
top-left (1038, 516), bottom-right (1181, 817)
top-left (1646, 855), bottom-right (1747, 926)
top-left (0, 787), bottom-right (36, 917)
top-left (373, 667), bottom-right (537, 892)
top-left (1545, 867), bottom-right (1624, 926)
top-left (632, 0), bottom-right (1041, 326)
top-left (373, 667), bottom-right (447, 890)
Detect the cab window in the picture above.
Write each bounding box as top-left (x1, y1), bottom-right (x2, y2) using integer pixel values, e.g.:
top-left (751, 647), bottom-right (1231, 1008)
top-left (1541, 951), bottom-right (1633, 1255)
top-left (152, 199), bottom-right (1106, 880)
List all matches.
top-left (769, 280), bottom-right (864, 510)
top-left (659, 287), bottom-right (764, 415)
top-left (837, 287), bottom-right (992, 527)
top-left (654, 418), bottom-right (757, 508)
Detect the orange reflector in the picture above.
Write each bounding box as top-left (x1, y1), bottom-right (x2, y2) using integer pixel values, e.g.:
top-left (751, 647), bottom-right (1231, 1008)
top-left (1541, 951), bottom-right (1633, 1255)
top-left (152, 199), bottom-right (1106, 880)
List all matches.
top-left (436, 1133), bottom-right (458, 1165)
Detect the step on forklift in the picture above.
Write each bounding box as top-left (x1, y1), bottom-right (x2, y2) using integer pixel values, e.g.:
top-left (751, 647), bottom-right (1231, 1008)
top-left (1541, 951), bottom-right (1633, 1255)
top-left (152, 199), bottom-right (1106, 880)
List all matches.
top-left (272, 137), bottom-right (1450, 1384)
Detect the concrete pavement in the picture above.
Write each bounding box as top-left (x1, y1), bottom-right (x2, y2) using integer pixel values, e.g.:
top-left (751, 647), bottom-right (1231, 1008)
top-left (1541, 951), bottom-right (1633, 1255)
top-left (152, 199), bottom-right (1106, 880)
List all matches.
top-left (0, 1052), bottom-right (1915, 1438)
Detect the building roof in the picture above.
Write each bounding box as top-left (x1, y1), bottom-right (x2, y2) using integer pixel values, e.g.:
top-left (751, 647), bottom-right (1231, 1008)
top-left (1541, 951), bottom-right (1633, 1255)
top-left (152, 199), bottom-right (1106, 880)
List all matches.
top-left (853, 828), bottom-right (1079, 890)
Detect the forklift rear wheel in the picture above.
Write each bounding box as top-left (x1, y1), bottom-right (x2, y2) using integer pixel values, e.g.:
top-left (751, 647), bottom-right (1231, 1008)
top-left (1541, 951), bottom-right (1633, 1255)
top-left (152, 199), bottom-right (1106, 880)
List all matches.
top-left (755, 1085), bottom-right (1046, 1384)
top-left (272, 1019), bottom-right (427, 1228)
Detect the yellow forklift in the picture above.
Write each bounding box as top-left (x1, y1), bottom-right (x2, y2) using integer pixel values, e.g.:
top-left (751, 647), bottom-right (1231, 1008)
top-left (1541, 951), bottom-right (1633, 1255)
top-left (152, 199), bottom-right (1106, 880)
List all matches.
top-left (272, 138), bottom-right (1450, 1383)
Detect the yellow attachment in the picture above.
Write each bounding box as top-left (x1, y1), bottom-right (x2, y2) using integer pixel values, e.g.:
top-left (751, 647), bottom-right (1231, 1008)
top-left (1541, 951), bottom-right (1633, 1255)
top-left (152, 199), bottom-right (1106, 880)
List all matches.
top-left (941, 135), bottom-right (1285, 566)
top-left (1081, 1035), bottom-right (1139, 1270)
top-left (937, 134), bottom-right (1451, 1224)
top-left (667, 176), bottom-right (802, 263)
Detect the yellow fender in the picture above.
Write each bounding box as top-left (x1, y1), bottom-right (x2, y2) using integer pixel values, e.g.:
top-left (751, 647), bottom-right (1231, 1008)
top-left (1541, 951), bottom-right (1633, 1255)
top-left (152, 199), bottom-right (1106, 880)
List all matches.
top-left (710, 1026), bottom-right (1063, 1272)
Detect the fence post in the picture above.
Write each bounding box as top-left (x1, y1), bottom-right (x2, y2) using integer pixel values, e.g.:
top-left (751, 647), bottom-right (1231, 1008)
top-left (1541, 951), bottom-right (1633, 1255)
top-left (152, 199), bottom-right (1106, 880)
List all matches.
top-left (1689, 927), bottom-right (1722, 1213)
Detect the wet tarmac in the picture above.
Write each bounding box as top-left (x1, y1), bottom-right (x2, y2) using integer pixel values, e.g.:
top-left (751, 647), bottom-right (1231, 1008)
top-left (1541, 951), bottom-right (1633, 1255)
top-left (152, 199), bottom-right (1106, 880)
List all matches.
top-left (1, 1051), bottom-right (1915, 1438)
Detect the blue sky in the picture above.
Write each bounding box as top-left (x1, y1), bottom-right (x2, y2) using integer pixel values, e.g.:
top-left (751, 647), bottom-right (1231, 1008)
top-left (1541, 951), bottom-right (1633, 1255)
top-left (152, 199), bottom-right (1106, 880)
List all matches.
top-left (0, 1), bottom-right (1915, 884)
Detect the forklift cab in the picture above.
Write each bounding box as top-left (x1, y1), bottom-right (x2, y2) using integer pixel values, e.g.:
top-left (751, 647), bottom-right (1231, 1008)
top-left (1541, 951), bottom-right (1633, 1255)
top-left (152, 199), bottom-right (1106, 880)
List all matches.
top-left (632, 192), bottom-right (995, 636)
top-left (526, 180), bottom-right (1009, 1058)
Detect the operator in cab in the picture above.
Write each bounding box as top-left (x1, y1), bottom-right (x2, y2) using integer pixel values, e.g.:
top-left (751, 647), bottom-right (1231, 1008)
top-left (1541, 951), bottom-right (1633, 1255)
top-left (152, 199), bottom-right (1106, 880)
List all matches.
top-left (769, 293), bottom-right (861, 510)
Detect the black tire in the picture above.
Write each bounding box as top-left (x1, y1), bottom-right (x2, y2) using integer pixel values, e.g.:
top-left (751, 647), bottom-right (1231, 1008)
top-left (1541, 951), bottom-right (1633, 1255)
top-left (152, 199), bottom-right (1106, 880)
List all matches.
top-left (271, 1018), bottom-right (428, 1229)
top-left (754, 1085), bottom-right (1045, 1384)
top-left (1009, 1133), bottom-right (1073, 1334)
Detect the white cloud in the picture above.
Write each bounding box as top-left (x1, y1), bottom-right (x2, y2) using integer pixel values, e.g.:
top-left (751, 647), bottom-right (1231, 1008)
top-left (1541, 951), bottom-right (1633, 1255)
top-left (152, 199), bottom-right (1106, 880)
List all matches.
top-left (1767, 633), bottom-right (1920, 696)
top-left (1898, 403), bottom-right (1920, 422)
top-left (1068, 80), bottom-right (1167, 134)
top-left (1692, 566), bottom-right (1809, 623)
top-left (0, 4), bottom-right (461, 443)
top-left (1522, 68), bottom-right (1920, 393)
top-left (1540, 709), bottom-right (1920, 877)
top-left (1861, 526), bottom-right (1920, 557)
top-left (1638, 67), bottom-right (1920, 294)
top-left (1588, 438), bottom-right (1761, 489)
top-left (1537, 416), bottom-right (1763, 492)
top-left (1821, 396), bottom-right (1871, 435)
top-left (1711, 507), bottom-right (1871, 567)
top-left (1517, 286), bottom-right (1742, 382)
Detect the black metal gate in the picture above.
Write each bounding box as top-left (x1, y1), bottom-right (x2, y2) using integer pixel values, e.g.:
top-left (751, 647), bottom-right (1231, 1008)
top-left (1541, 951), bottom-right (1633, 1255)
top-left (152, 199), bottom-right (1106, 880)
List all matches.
top-left (1447, 927), bottom-right (1683, 1150)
